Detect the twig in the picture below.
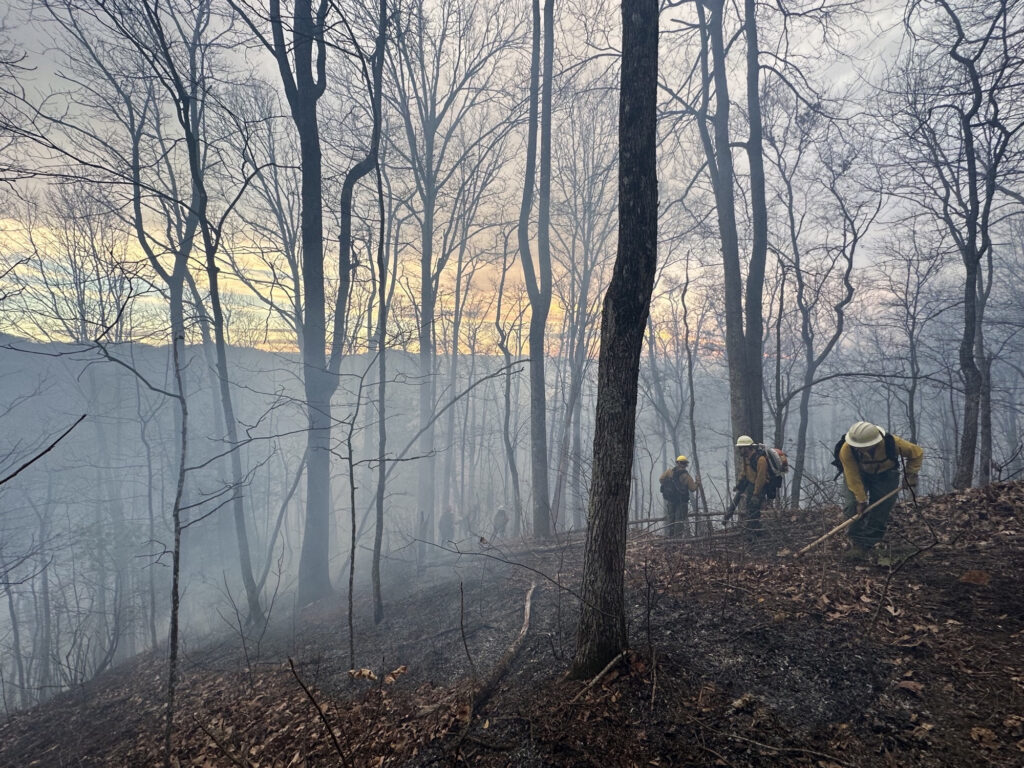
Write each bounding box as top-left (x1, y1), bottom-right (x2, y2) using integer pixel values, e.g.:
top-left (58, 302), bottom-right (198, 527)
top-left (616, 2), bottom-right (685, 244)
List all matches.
top-left (191, 715), bottom-right (254, 768)
top-left (570, 651), bottom-right (627, 703)
top-left (866, 495), bottom-right (941, 635)
top-left (288, 658), bottom-right (353, 768)
top-left (649, 648), bottom-right (658, 711)
top-left (795, 487), bottom-right (900, 556)
top-left (459, 582), bottom-right (478, 682)
top-left (686, 715), bottom-right (851, 766)
top-left (465, 734), bottom-right (515, 751)
top-left (0, 414), bottom-right (86, 486)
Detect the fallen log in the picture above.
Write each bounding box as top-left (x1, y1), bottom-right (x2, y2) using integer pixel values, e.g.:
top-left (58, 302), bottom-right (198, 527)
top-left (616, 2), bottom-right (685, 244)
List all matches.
top-left (471, 582), bottom-right (537, 714)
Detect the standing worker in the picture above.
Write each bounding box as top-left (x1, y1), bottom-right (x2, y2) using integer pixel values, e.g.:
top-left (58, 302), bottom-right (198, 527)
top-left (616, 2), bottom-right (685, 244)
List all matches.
top-left (492, 505), bottom-right (509, 540)
top-left (659, 455), bottom-right (700, 537)
top-left (728, 435), bottom-right (769, 535)
top-left (835, 421), bottom-right (923, 561)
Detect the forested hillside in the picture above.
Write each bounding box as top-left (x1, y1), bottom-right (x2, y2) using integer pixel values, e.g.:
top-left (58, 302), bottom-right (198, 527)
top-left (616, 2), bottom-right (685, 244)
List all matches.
top-left (0, 0), bottom-right (1022, 764)
top-left (1, 482), bottom-right (1021, 767)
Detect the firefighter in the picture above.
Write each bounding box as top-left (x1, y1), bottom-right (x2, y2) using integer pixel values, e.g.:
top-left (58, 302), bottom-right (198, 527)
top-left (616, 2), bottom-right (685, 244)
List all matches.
top-left (729, 435), bottom-right (769, 535)
top-left (493, 506), bottom-right (509, 540)
top-left (836, 421), bottom-right (923, 561)
top-left (659, 455), bottom-right (700, 537)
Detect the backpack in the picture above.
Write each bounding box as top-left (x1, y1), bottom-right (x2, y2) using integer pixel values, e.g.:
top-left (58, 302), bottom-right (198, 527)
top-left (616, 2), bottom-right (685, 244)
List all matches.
top-left (761, 447), bottom-right (788, 500)
top-left (660, 470), bottom-right (689, 505)
top-left (763, 447), bottom-right (789, 477)
top-left (831, 432), bottom-right (896, 479)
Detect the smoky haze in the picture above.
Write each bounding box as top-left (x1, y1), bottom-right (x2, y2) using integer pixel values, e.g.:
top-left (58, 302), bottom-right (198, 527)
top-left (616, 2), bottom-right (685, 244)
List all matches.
top-left (0, 0), bottom-right (1021, 759)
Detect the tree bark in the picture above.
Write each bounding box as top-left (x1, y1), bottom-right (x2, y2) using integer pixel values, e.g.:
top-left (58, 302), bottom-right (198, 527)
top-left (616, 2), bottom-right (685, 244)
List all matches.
top-left (572, 0), bottom-right (658, 678)
top-left (518, 0), bottom-right (554, 540)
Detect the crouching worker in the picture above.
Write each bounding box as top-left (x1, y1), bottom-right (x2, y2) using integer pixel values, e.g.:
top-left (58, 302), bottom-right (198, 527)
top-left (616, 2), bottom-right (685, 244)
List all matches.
top-left (835, 421), bottom-right (923, 561)
top-left (659, 455), bottom-right (700, 537)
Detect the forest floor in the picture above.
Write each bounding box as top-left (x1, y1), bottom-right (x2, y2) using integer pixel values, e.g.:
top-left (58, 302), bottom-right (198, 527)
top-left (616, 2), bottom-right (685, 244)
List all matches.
top-left (1, 481), bottom-right (1023, 767)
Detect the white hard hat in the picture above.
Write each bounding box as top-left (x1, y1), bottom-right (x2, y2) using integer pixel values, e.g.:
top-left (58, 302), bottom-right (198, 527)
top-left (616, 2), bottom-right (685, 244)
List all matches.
top-left (846, 421), bottom-right (884, 448)
top-left (735, 435), bottom-right (754, 447)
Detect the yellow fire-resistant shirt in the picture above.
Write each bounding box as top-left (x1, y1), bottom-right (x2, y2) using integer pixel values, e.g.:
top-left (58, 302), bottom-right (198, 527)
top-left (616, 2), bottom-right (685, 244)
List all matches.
top-left (738, 453), bottom-right (770, 498)
top-left (840, 435), bottom-right (923, 503)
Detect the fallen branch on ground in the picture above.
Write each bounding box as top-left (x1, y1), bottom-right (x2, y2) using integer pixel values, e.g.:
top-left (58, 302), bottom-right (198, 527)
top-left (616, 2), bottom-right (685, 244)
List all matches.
top-left (571, 651), bottom-right (627, 704)
top-left (288, 658), bottom-right (353, 768)
top-left (686, 715), bottom-right (851, 766)
top-left (192, 716), bottom-right (253, 768)
top-left (451, 583), bottom-right (538, 762)
top-left (472, 582), bottom-right (537, 713)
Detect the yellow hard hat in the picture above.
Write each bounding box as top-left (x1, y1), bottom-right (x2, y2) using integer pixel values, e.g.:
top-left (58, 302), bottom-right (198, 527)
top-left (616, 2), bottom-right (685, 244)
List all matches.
top-left (735, 435), bottom-right (754, 447)
top-left (676, 455), bottom-right (688, 463)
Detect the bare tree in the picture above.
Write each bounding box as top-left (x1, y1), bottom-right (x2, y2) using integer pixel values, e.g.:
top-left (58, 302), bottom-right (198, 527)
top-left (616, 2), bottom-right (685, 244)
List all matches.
top-left (385, 0), bottom-right (524, 542)
top-left (517, 0), bottom-right (555, 539)
top-left (572, 0), bottom-right (658, 678)
top-left (883, 0), bottom-right (1024, 487)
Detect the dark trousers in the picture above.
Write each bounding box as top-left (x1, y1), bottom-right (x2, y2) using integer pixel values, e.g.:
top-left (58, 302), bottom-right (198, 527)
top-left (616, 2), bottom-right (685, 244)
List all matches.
top-left (842, 468), bottom-right (899, 549)
top-left (742, 492), bottom-right (762, 534)
top-left (665, 497), bottom-right (689, 537)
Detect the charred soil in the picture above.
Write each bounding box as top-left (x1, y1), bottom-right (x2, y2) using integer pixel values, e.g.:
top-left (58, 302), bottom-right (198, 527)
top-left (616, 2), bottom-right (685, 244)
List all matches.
top-left (1, 482), bottom-right (1022, 767)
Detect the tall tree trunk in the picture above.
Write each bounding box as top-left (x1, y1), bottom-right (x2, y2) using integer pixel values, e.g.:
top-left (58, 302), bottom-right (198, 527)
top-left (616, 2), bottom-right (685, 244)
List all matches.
top-left (164, 282), bottom-right (189, 766)
top-left (417, 201), bottom-right (437, 550)
top-left (681, 273), bottom-right (708, 522)
top-left (571, 389), bottom-right (584, 530)
top-left (295, 105), bottom-right (334, 604)
top-left (741, 0), bottom-right (768, 440)
top-left (790, 373), bottom-right (813, 507)
top-left (954, 260), bottom-right (981, 489)
top-left (2, 560), bottom-right (26, 708)
top-left (518, 0), bottom-right (553, 540)
top-left (979, 348), bottom-right (993, 486)
top-left (572, 0), bottom-right (657, 678)
top-left (699, 0), bottom-right (766, 443)
top-left (495, 252), bottom-right (524, 537)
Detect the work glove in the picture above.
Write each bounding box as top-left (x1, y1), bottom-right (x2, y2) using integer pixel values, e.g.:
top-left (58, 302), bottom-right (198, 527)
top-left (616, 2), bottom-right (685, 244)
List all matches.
top-left (854, 501), bottom-right (868, 517)
top-left (903, 473), bottom-right (918, 490)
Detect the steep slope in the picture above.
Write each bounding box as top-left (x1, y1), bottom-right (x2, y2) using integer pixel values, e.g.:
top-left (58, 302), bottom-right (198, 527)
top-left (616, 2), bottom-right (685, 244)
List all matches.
top-left (1, 482), bottom-right (1021, 767)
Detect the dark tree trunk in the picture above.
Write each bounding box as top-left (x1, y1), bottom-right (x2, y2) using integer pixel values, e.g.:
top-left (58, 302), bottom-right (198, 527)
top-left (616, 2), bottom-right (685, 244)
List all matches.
top-left (979, 348), bottom-right (993, 485)
top-left (698, 0), bottom-right (766, 443)
top-left (571, 0), bottom-right (658, 678)
top-left (518, 0), bottom-right (554, 540)
top-left (954, 259), bottom-right (981, 489)
top-left (741, 0), bottom-right (768, 440)
top-left (293, 85), bottom-right (333, 606)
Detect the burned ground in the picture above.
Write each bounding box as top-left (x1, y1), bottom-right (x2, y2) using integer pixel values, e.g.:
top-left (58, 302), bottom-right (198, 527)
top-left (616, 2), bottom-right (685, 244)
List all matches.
top-left (1, 482), bottom-right (1022, 767)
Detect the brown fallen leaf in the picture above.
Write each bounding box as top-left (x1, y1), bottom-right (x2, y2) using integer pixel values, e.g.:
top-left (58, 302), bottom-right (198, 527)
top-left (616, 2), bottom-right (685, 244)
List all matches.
top-left (959, 569), bottom-right (991, 586)
top-left (731, 692), bottom-right (757, 711)
top-left (970, 726), bottom-right (999, 748)
top-left (897, 680), bottom-right (925, 695)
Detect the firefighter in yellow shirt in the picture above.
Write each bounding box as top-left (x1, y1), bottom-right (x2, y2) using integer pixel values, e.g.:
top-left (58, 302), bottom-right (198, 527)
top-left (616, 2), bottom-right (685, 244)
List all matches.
top-left (732, 435), bottom-right (769, 535)
top-left (836, 421), bottom-right (923, 560)
top-left (659, 456), bottom-right (700, 537)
